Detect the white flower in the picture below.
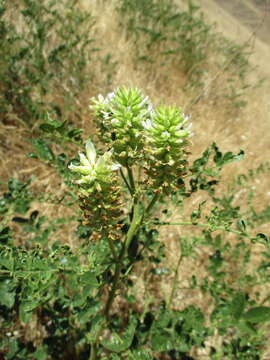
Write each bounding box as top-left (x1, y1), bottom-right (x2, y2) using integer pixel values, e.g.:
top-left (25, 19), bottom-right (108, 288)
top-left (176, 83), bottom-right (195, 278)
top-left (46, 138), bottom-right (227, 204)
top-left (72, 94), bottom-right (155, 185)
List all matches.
top-left (161, 131), bottom-right (170, 138)
top-left (69, 139), bottom-right (121, 185)
top-left (111, 163), bottom-right (121, 171)
top-left (85, 139), bottom-right (96, 166)
top-left (106, 91), bottom-right (116, 104)
top-left (111, 118), bottom-right (120, 125)
top-left (101, 110), bottom-right (111, 120)
top-left (142, 118), bottom-right (154, 130)
top-left (139, 96), bottom-right (149, 107)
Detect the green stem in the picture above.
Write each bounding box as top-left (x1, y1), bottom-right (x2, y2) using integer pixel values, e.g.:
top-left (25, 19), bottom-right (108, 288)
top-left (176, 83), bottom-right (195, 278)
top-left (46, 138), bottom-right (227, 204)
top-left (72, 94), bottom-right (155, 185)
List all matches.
top-left (107, 236), bottom-right (117, 261)
top-left (168, 252), bottom-right (184, 308)
top-left (145, 192), bottom-right (160, 215)
top-left (89, 190), bottom-right (161, 359)
top-left (90, 344), bottom-right (97, 360)
top-left (156, 221), bottom-right (244, 236)
top-left (120, 168), bottom-right (132, 195)
top-left (104, 202), bottom-right (143, 319)
top-left (127, 165), bottom-right (135, 194)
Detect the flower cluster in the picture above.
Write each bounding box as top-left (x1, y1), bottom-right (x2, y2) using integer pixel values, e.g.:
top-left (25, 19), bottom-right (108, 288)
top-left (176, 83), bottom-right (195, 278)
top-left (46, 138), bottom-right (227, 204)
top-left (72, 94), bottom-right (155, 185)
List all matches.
top-left (70, 88), bottom-right (193, 240)
top-left (69, 140), bottom-right (123, 240)
top-left (143, 105), bottom-right (192, 194)
top-left (91, 87), bottom-right (153, 166)
top-left (68, 139), bottom-right (120, 194)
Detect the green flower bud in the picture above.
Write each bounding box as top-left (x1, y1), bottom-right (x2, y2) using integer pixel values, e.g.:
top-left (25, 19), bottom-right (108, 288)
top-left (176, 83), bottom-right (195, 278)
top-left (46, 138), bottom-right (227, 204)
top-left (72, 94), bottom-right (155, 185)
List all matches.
top-left (91, 87), bottom-right (153, 165)
top-left (144, 106), bottom-right (192, 194)
top-left (69, 139), bottom-right (123, 241)
top-left (68, 139), bottom-right (121, 192)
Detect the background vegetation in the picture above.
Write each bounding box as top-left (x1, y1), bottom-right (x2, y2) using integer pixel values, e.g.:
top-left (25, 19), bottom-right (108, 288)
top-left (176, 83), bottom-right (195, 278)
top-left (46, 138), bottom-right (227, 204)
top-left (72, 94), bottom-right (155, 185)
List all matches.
top-left (0, 0), bottom-right (270, 359)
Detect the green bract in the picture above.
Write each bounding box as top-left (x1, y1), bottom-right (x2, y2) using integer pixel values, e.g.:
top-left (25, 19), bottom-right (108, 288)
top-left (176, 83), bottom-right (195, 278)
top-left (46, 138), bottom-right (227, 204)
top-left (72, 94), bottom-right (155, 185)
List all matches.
top-left (91, 87), bottom-right (153, 165)
top-left (68, 139), bottom-right (121, 193)
top-left (90, 88), bottom-right (193, 194)
top-left (145, 105), bottom-right (192, 149)
top-left (144, 106), bottom-right (192, 194)
top-left (69, 139), bottom-right (123, 241)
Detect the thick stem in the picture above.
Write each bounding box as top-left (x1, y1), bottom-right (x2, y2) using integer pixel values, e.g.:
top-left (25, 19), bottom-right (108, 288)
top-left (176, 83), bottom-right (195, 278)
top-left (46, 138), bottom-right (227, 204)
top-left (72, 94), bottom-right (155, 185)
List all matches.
top-left (89, 344), bottom-right (97, 360)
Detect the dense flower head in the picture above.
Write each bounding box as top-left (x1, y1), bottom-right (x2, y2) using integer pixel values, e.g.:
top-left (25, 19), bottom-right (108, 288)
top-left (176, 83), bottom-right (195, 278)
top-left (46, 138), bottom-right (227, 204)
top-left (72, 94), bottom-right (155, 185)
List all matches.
top-left (91, 87), bottom-right (154, 165)
top-left (68, 139), bottom-right (123, 241)
top-left (143, 105), bottom-right (192, 194)
top-left (145, 105), bottom-right (192, 152)
top-left (69, 88), bottom-right (194, 237)
top-left (68, 139), bottom-right (121, 194)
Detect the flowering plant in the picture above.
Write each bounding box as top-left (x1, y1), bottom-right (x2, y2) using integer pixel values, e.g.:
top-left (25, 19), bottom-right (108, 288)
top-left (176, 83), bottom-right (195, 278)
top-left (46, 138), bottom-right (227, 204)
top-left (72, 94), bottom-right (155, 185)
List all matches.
top-left (2, 87), bottom-right (269, 360)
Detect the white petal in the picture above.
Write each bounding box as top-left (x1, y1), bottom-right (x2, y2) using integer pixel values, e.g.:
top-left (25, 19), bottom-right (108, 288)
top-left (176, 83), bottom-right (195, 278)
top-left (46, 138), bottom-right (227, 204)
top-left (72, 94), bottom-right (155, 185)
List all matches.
top-left (85, 139), bottom-right (96, 166)
top-left (111, 163), bottom-right (121, 171)
top-left (79, 153), bottom-right (91, 167)
top-left (96, 151), bottom-right (112, 169)
top-left (161, 131), bottom-right (170, 138)
top-left (98, 94), bottom-right (105, 103)
top-left (69, 163), bottom-right (91, 175)
top-left (142, 119), bottom-right (153, 130)
top-left (111, 118), bottom-right (120, 125)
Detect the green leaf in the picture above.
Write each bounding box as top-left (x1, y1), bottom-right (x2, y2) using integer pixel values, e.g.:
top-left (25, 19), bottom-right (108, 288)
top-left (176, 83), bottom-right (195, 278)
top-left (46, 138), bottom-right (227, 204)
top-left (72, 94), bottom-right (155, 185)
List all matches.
top-left (19, 300), bottom-right (39, 323)
top-left (80, 271), bottom-right (99, 287)
top-left (39, 123), bottom-right (57, 133)
top-left (31, 139), bottom-right (54, 161)
top-left (252, 233), bottom-right (269, 246)
top-left (237, 219), bottom-right (247, 233)
top-left (129, 349), bottom-right (154, 360)
top-left (231, 292), bottom-right (246, 320)
top-left (101, 318), bottom-right (136, 353)
top-left (0, 280), bottom-right (16, 308)
top-left (243, 306), bottom-right (270, 323)
top-left (32, 346), bottom-right (48, 360)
